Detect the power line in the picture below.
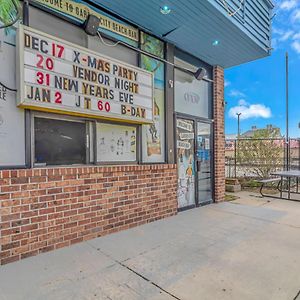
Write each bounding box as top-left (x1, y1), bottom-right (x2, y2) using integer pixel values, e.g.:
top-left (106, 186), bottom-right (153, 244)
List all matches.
top-left (0, 81), bottom-right (17, 92)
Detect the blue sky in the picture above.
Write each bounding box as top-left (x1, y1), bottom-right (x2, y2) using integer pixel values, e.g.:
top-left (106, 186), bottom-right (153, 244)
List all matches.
top-left (225, 0), bottom-right (300, 138)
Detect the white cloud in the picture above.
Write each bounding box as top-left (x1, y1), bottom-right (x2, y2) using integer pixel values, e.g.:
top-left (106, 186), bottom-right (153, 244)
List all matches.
top-left (279, 30), bottom-right (294, 41)
top-left (229, 101), bottom-right (272, 120)
top-left (238, 99), bottom-right (248, 106)
top-left (291, 40), bottom-right (300, 53)
top-left (279, 0), bottom-right (298, 11)
top-left (293, 32), bottom-right (300, 40)
top-left (224, 79), bottom-right (231, 87)
top-left (271, 2), bottom-right (300, 56)
top-left (291, 8), bottom-right (300, 22)
top-left (229, 89), bottom-right (245, 97)
top-left (272, 27), bottom-right (283, 35)
top-left (272, 27), bottom-right (294, 50)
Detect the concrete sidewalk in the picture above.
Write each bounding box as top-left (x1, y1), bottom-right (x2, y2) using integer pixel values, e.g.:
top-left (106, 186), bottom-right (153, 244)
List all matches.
top-left (1, 192), bottom-right (300, 300)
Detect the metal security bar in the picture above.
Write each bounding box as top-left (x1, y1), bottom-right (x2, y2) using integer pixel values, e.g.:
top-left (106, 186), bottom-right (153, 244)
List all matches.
top-left (225, 138), bottom-right (300, 179)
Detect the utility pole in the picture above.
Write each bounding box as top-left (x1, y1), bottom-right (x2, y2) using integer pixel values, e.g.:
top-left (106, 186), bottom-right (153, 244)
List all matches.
top-left (235, 112), bottom-right (242, 177)
top-left (286, 52), bottom-right (289, 171)
top-left (236, 112), bottom-right (242, 138)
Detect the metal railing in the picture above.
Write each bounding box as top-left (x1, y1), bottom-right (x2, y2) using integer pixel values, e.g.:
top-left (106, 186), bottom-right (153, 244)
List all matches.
top-left (225, 138), bottom-right (300, 178)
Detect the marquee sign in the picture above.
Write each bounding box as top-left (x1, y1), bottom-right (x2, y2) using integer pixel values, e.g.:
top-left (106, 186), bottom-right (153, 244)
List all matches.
top-left (17, 26), bottom-right (154, 124)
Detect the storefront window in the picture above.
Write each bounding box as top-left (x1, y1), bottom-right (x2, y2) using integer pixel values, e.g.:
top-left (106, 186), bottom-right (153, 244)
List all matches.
top-left (141, 54), bottom-right (165, 163)
top-left (174, 56), bottom-right (213, 208)
top-left (196, 122), bottom-right (213, 204)
top-left (174, 68), bottom-right (212, 119)
top-left (96, 122), bottom-right (137, 163)
top-left (140, 32), bottom-right (164, 58)
top-left (34, 117), bottom-right (87, 166)
top-left (177, 118), bottom-right (196, 208)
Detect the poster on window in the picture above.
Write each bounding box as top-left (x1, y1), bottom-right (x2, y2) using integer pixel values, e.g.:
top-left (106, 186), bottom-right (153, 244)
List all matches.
top-left (177, 119), bottom-right (195, 208)
top-left (0, 25), bottom-right (26, 167)
top-left (140, 32), bottom-right (164, 59)
top-left (96, 123), bottom-right (137, 162)
top-left (141, 55), bottom-right (165, 163)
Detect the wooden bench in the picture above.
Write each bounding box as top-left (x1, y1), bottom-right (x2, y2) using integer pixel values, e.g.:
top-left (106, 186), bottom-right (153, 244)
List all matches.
top-left (257, 178), bottom-right (281, 197)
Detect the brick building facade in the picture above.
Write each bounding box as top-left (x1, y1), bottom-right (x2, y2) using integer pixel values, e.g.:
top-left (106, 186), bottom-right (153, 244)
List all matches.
top-left (0, 0), bottom-right (272, 265)
top-left (0, 165), bottom-right (177, 265)
top-left (213, 67), bottom-right (226, 202)
top-left (0, 66), bottom-right (225, 265)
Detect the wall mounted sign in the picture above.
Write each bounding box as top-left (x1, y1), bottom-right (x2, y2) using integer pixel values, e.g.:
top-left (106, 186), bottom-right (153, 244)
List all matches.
top-left (17, 26), bottom-right (154, 124)
top-left (0, 26), bottom-right (26, 167)
top-left (176, 119), bottom-right (193, 132)
top-left (177, 140), bottom-right (191, 150)
top-left (31, 0), bottom-right (139, 42)
top-left (179, 132), bottom-right (194, 140)
top-left (0, 85), bottom-right (6, 101)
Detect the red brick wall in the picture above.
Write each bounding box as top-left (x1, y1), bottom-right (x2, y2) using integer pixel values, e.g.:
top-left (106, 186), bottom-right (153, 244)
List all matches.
top-left (213, 66), bottom-right (225, 202)
top-left (0, 165), bottom-right (177, 265)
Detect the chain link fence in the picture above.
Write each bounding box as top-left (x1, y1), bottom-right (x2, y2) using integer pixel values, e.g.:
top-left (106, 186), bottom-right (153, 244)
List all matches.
top-left (225, 138), bottom-right (300, 179)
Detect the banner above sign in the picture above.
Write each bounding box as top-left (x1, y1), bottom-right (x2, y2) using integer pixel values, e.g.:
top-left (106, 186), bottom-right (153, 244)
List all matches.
top-left (31, 0), bottom-right (139, 42)
top-left (17, 26), bottom-right (154, 124)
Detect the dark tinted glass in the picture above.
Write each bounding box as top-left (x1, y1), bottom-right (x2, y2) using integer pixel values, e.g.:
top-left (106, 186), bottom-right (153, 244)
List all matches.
top-left (35, 118), bottom-right (86, 165)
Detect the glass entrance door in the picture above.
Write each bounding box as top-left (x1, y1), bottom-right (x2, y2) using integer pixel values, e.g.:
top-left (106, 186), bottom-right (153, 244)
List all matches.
top-left (196, 122), bottom-right (213, 205)
top-left (176, 118), bottom-right (213, 209)
top-left (176, 118), bottom-right (196, 209)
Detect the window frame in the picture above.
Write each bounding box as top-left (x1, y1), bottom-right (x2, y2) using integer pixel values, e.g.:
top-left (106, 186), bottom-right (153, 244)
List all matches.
top-left (139, 54), bottom-right (167, 165)
top-left (31, 112), bottom-right (142, 167)
top-left (94, 119), bottom-right (140, 165)
top-left (31, 112), bottom-right (94, 167)
top-left (174, 65), bottom-right (213, 121)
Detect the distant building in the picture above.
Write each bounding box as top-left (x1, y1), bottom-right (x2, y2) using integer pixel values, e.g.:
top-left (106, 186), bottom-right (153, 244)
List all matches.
top-left (225, 134), bottom-right (237, 152)
top-left (241, 125), bottom-right (282, 138)
top-left (225, 125), bottom-right (283, 153)
top-left (225, 134), bottom-right (237, 140)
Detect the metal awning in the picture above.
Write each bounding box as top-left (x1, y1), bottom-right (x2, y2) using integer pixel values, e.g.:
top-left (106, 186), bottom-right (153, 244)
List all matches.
top-left (91, 0), bottom-right (273, 68)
